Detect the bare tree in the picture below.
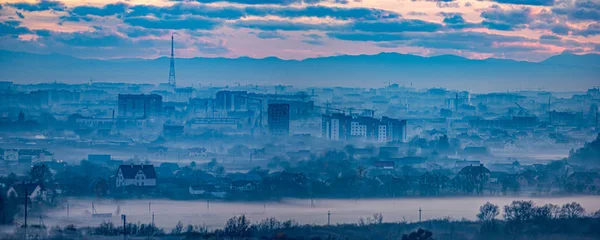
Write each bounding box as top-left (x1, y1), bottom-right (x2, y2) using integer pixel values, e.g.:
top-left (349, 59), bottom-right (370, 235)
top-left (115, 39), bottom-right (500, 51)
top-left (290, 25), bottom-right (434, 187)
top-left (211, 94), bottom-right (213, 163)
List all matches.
top-left (504, 200), bottom-right (535, 222)
top-left (224, 215), bottom-right (251, 239)
top-left (477, 202), bottom-right (499, 222)
top-left (559, 202), bottom-right (586, 219)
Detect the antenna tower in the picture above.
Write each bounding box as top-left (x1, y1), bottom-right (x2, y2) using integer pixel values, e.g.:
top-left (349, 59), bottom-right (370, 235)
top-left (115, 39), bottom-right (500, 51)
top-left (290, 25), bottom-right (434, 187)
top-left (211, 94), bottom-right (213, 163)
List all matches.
top-left (168, 34), bottom-right (176, 87)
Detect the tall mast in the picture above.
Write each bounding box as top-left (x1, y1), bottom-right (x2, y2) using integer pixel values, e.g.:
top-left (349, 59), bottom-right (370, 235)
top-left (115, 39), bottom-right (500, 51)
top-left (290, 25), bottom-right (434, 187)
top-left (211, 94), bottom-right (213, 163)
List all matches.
top-left (168, 34), bottom-right (176, 87)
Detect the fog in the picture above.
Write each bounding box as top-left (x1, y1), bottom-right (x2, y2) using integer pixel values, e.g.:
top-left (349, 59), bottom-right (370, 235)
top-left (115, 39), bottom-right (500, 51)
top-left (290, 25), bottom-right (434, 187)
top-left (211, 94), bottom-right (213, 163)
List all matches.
top-left (40, 196), bottom-right (600, 230)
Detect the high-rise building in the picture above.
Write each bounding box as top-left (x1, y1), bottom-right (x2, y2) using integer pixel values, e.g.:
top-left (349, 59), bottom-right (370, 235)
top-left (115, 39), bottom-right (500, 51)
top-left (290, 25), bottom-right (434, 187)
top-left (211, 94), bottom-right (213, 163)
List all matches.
top-left (268, 103), bottom-right (290, 136)
top-left (215, 91), bottom-right (248, 111)
top-left (118, 94), bottom-right (163, 118)
top-left (322, 113), bottom-right (351, 141)
top-left (322, 113), bottom-right (406, 142)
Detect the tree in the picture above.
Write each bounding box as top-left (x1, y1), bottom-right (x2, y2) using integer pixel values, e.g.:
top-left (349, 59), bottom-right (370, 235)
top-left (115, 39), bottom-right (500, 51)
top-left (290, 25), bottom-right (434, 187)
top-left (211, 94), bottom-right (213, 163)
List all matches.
top-left (171, 221), bottom-right (183, 235)
top-left (559, 202), bottom-right (586, 219)
top-left (30, 163), bottom-right (52, 184)
top-left (504, 200), bottom-right (535, 222)
top-left (93, 178), bottom-right (109, 197)
top-left (533, 203), bottom-right (560, 221)
top-left (592, 209), bottom-right (600, 218)
top-left (207, 159), bottom-right (218, 170)
top-left (224, 215), bottom-right (251, 239)
top-left (190, 161), bottom-right (196, 169)
top-left (477, 202), bottom-right (499, 222)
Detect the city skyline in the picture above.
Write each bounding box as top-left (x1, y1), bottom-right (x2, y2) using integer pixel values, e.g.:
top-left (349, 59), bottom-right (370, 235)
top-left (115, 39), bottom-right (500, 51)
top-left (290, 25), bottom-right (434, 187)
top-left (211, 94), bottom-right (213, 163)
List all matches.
top-left (0, 0), bottom-right (599, 61)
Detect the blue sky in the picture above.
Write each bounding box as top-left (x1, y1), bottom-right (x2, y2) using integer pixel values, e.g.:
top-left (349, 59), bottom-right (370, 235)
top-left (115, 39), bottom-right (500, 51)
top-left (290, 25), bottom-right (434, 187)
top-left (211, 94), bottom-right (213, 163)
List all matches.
top-left (0, 0), bottom-right (598, 61)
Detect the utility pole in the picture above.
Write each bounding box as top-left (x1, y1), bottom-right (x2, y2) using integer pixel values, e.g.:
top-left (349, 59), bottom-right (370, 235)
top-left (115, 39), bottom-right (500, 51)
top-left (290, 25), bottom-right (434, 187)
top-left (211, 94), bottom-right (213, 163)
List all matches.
top-left (327, 211), bottom-right (331, 226)
top-left (122, 214), bottom-right (126, 239)
top-left (151, 212), bottom-right (155, 237)
top-left (149, 202), bottom-right (151, 215)
top-left (67, 202), bottom-right (69, 219)
top-left (206, 199), bottom-right (210, 213)
top-left (24, 184), bottom-right (28, 228)
top-left (419, 207), bottom-right (422, 223)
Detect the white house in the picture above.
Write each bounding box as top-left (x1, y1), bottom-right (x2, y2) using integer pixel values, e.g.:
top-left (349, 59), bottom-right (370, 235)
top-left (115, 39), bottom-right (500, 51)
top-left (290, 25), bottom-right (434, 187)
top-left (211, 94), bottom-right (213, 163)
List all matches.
top-left (116, 164), bottom-right (157, 188)
top-left (7, 183), bottom-right (48, 202)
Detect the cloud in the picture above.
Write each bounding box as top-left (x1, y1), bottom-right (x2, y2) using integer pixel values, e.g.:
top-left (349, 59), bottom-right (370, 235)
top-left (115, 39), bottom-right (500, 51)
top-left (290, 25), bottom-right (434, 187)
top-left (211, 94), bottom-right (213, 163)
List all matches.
top-left (72, 3), bottom-right (128, 17)
top-left (351, 20), bottom-right (442, 33)
top-left (487, 0), bottom-right (554, 6)
top-left (128, 3), bottom-right (246, 20)
top-left (0, 20), bottom-right (31, 37)
top-left (195, 39), bottom-right (229, 55)
top-left (233, 19), bottom-right (343, 31)
top-left (117, 26), bottom-right (169, 38)
top-left (437, 2), bottom-right (460, 8)
top-left (440, 13), bottom-right (478, 29)
top-left (552, 0), bottom-right (600, 21)
top-left (302, 39), bottom-right (325, 45)
top-left (49, 31), bottom-right (134, 47)
top-left (246, 5), bottom-right (401, 20)
top-left (326, 32), bottom-right (409, 42)
top-left (304, 33), bottom-right (323, 39)
top-left (480, 7), bottom-right (533, 31)
top-left (407, 11), bottom-right (428, 16)
top-left (59, 15), bottom-right (93, 23)
top-left (8, 1), bottom-right (65, 12)
top-left (539, 34), bottom-right (561, 41)
top-left (125, 16), bottom-right (222, 30)
top-left (577, 23), bottom-right (600, 36)
top-left (190, 0), bottom-right (326, 5)
top-left (550, 24), bottom-right (570, 35)
top-left (327, 30), bottom-right (540, 54)
top-left (254, 31), bottom-right (288, 39)
top-left (407, 32), bottom-right (541, 53)
top-left (15, 11), bottom-right (25, 19)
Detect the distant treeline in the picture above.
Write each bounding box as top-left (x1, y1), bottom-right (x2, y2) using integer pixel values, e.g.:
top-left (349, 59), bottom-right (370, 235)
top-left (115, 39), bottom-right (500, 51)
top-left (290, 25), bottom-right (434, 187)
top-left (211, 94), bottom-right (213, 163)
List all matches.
top-left (2, 200), bottom-right (600, 240)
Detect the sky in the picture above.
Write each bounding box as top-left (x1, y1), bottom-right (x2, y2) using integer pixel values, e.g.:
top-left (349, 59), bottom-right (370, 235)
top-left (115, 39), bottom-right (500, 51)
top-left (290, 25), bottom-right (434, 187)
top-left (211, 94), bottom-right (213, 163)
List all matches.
top-left (0, 0), bottom-right (599, 61)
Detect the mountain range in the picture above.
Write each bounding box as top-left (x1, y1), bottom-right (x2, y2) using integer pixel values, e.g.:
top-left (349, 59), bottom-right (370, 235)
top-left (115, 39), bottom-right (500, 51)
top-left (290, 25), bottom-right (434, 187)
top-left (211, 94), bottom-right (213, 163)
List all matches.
top-left (1, 50), bottom-right (599, 92)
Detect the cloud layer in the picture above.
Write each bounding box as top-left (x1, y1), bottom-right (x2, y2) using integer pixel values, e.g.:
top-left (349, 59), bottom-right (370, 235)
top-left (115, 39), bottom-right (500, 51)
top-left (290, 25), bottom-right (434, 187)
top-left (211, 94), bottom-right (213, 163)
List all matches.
top-left (0, 0), bottom-right (598, 61)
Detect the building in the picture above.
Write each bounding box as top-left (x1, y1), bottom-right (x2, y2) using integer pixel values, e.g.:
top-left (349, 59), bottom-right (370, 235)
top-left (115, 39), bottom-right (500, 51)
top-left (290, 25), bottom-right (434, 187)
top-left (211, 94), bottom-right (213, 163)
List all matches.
top-left (1, 148), bottom-right (53, 163)
top-left (322, 113), bottom-right (406, 142)
top-left (268, 103), bottom-right (290, 136)
top-left (115, 164), bottom-right (157, 188)
top-left (322, 113), bottom-right (352, 141)
top-left (215, 91), bottom-right (247, 111)
top-left (118, 94), bottom-right (162, 118)
top-left (269, 99), bottom-right (315, 119)
top-left (6, 183), bottom-right (48, 202)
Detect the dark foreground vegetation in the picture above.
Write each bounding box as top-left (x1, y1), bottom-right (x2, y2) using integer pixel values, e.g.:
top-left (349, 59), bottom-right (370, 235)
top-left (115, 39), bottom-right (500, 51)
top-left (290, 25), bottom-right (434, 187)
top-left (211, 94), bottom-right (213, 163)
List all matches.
top-left (2, 200), bottom-right (600, 240)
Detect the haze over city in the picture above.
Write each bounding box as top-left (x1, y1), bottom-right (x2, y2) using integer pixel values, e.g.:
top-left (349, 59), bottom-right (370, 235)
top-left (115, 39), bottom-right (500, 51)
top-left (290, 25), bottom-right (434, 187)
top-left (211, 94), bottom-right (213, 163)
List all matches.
top-left (1, 0), bottom-right (600, 240)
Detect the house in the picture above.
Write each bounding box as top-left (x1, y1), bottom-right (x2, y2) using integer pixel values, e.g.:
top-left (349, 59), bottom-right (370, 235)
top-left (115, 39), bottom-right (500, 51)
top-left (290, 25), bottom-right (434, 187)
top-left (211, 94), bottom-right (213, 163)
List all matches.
top-left (394, 157), bottom-right (427, 168)
top-left (453, 164), bottom-right (491, 194)
top-left (147, 146), bottom-right (168, 156)
top-left (454, 160), bottom-right (481, 169)
top-left (1, 148), bottom-right (53, 163)
top-left (230, 180), bottom-right (256, 191)
top-left (7, 183), bottom-right (48, 202)
top-left (115, 164), bottom-right (157, 188)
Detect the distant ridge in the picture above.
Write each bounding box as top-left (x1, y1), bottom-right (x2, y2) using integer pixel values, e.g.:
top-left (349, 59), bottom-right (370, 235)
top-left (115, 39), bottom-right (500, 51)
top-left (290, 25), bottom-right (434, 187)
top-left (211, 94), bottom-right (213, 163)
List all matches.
top-left (1, 50), bottom-right (598, 92)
